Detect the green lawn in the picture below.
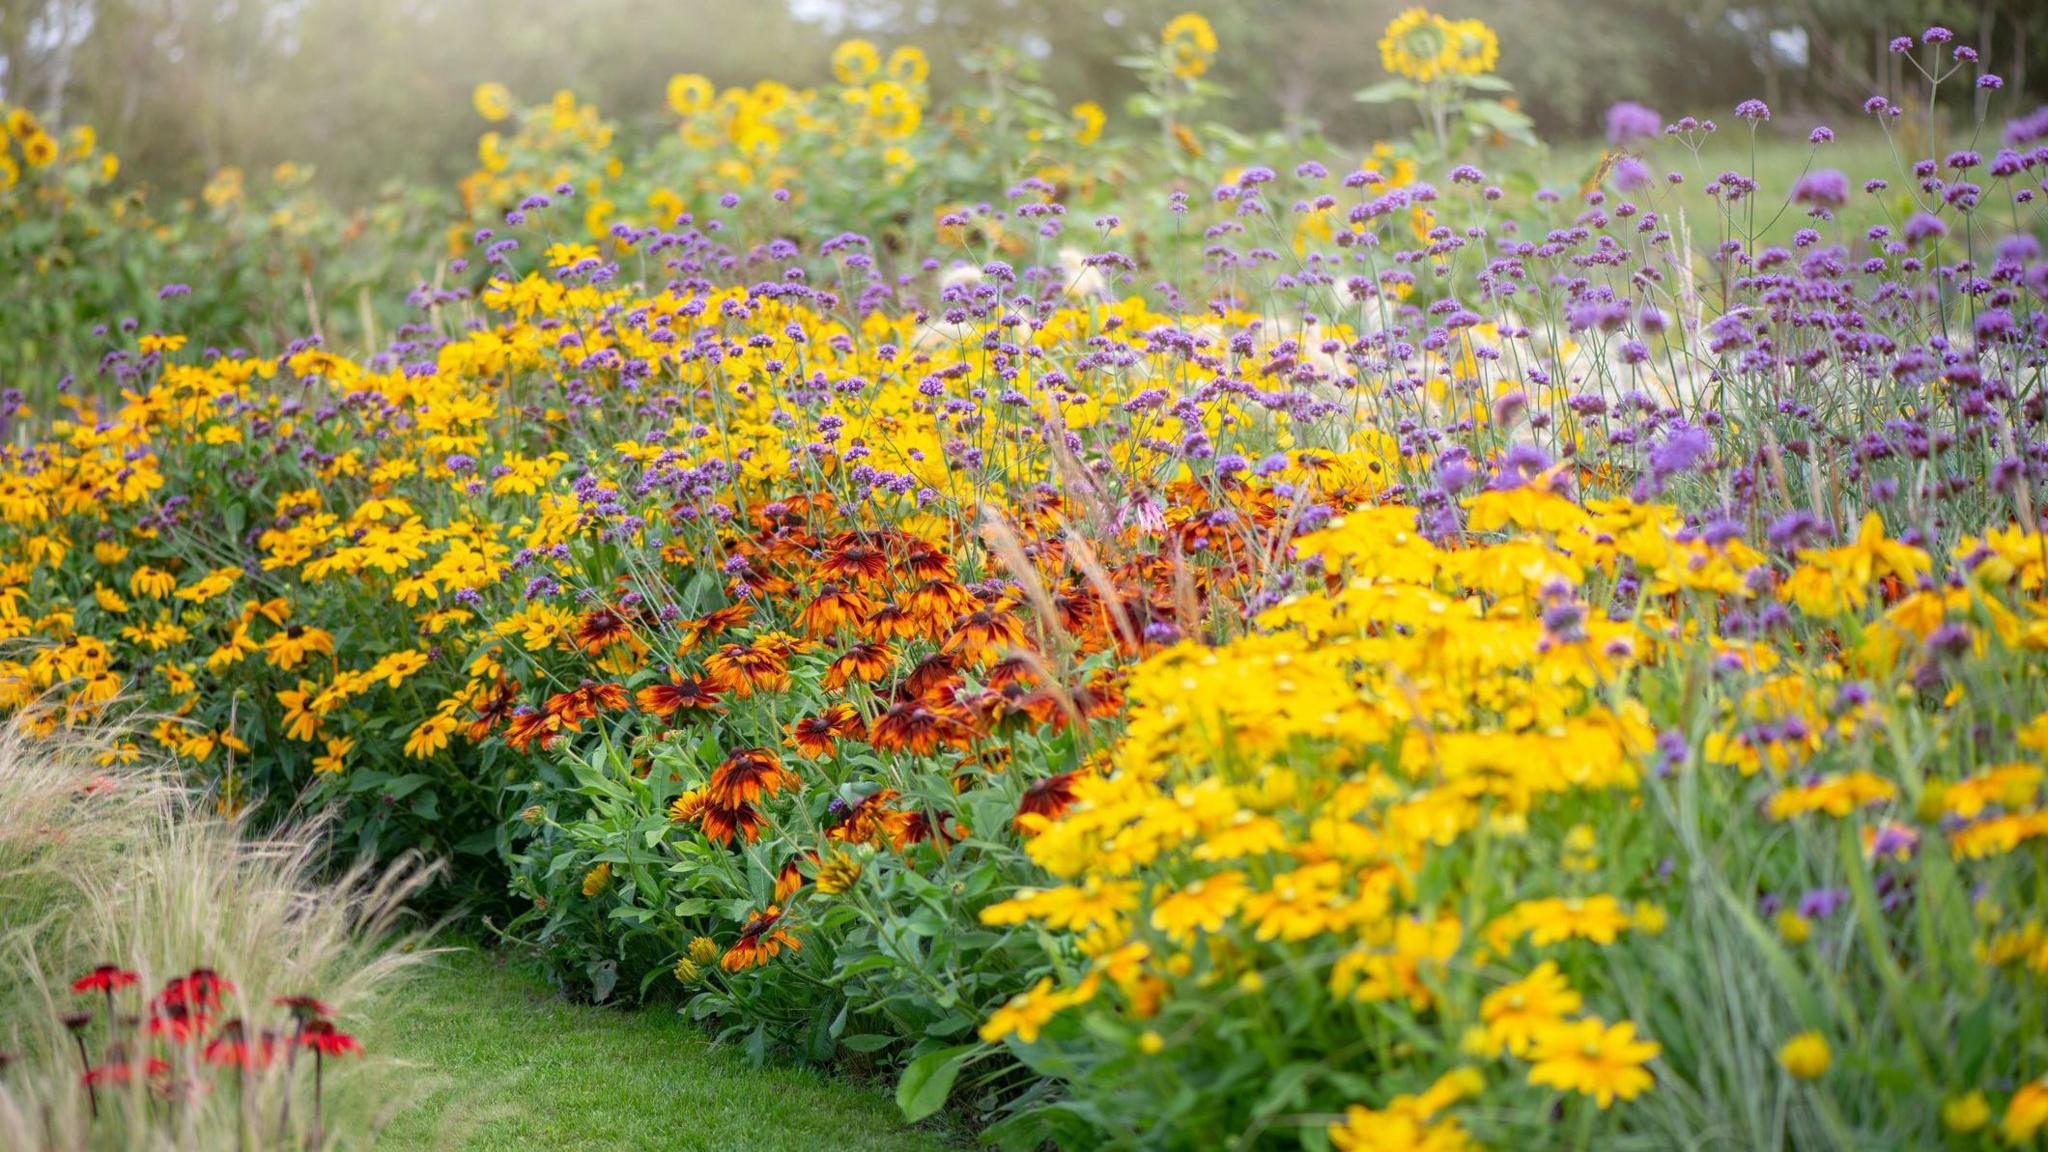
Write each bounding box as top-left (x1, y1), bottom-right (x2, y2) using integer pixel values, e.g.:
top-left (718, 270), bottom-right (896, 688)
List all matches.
top-left (364, 946), bottom-right (956, 1152)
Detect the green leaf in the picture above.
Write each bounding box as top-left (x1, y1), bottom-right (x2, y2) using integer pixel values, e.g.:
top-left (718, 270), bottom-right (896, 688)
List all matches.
top-left (1352, 80), bottom-right (1420, 105)
top-left (839, 1033), bottom-right (897, 1053)
top-left (895, 1042), bottom-right (980, 1122)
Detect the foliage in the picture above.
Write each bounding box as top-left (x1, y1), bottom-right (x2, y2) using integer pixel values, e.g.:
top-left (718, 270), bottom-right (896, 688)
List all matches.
top-left (3, 7), bottom-right (2048, 1149)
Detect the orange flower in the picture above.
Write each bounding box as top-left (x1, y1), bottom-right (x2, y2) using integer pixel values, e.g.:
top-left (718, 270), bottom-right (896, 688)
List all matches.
top-left (902, 543), bottom-right (956, 581)
top-left (786, 704), bottom-right (862, 759)
top-left (544, 681), bottom-right (630, 725)
top-left (721, 905), bottom-right (801, 971)
top-left (707, 747), bottom-right (797, 808)
top-left (504, 708), bottom-right (565, 753)
top-left (818, 536), bottom-right (891, 586)
top-left (1016, 772), bottom-right (1079, 829)
top-left (704, 640), bottom-right (791, 697)
top-left (774, 856), bottom-right (810, 902)
top-left (699, 799), bottom-right (766, 845)
top-left (635, 672), bottom-right (726, 719)
top-left (826, 789), bottom-right (914, 847)
top-left (862, 604), bottom-right (920, 641)
top-left (900, 652), bottom-right (962, 699)
top-left (465, 678), bottom-right (521, 742)
top-left (871, 699), bottom-right (974, 756)
top-left (824, 642), bottom-right (894, 690)
top-left (573, 606), bottom-right (635, 653)
top-left (799, 584), bottom-right (878, 638)
top-left (906, 579), bottom-right (978, 629)
top-left (945, 603), bottom-right (1027, 661)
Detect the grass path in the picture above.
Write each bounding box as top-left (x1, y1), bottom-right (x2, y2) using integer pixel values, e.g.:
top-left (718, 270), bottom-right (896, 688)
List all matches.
top-left (365, 947), bottom-right (955, 1152)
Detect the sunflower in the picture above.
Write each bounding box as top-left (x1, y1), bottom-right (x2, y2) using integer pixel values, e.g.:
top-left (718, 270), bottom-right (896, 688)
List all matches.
top-left (1525, 1017), bottom-right (1659, 1108)
top-left (830, 40), bottom-right (881, 85)
top-left (262, 624), bottom-right (334, 670)
top-left (1161, 13), bottom-right (1219, 79)
top-left (666, 73), bottom-right (715, 117)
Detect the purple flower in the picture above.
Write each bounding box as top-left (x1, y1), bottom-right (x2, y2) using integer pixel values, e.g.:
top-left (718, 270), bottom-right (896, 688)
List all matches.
top-left (1605, 101), bottom-right (1662, 146)
top-left (1797, 888), bottom-right (1847, 920)
top-left (1792, 169), bottom-right (1850, 208)
top-left (1735, 99), bottom-right (1771, 124)
top-left (1903, 211), bottom-right (1948, 245)
top-left (1612, 156), bottom-right (1653, 193)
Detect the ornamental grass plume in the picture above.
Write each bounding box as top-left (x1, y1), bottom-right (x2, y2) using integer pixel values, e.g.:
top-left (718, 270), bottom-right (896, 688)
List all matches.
top-left (0, 722), bottom-right (440, 1149)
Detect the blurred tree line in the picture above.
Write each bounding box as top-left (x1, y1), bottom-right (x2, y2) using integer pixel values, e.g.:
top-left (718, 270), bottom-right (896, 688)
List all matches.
top-left (3, 0), bottom-right (2043, 200)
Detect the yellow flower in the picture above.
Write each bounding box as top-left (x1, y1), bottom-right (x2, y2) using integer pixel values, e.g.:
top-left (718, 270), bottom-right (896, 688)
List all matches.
top-left (1380, 8), bottom-right (1454, 83)
top-left (582, 861), bottom-right (613, 897)
top-left (1776, 1032), bottom-right (1830, 1079)
top-left (405, 714), bottom-right (459, 759)
top-left (886, 45), bottom-right (929, 85)
top-left (472, 82), bottom-right (513, 122)
top-left (815, 853), bottom-right (863, 896)
top-left (667, 73), bottom-right (715, 117)
top-left (978, 975), bottom-right (1098, 1045)
top-left (22, 130), bottom-right (57, 168)
top-left (1443, 18), bottom-right (1499, 77)
top-left (1161, 13), bottom-right (1218, 80)
top-left (263, 625), bottom-right (335, 671)
top-left (688, 936), bottom-right (721, 967)
top-left (831, 39), bottom-right (881, 85)
top-left (128, 566), bottom-right (177, 600)
top-left (312, 735), bottom-right (354, 775)
top-left (1071, 101), bottom-right (1106, 145)
top-left (1776, 910), bottom-right (1812, 944)
top-left (1942, 1091), bottom-right (1990, 1134)
top-left (1479, 961), bottom-right (1581, 1056)
top-left (1525, 1017), bottom-right (1659, 1108)
top-left (1149, 872), bottom-right (1248, 942)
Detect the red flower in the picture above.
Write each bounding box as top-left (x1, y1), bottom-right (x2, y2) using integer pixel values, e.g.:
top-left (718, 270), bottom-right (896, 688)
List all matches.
top-left (71, 965), bottom-right (139, 995)
top-left (272, 995), bottom-right (334, 1021)
top-left (83, 1058), bottom-right (170, 1087)
top-left (202, 1020), bottom-right (279, 1069)
top-left (1016, 772), bottom-right (1080, 829)
top-left (146, 1006), bottom-right (212, 1044)
top-left (299, 1020), bottom-right (362, 1058)
top-left (155, 968), bottom-right (232, 1012)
